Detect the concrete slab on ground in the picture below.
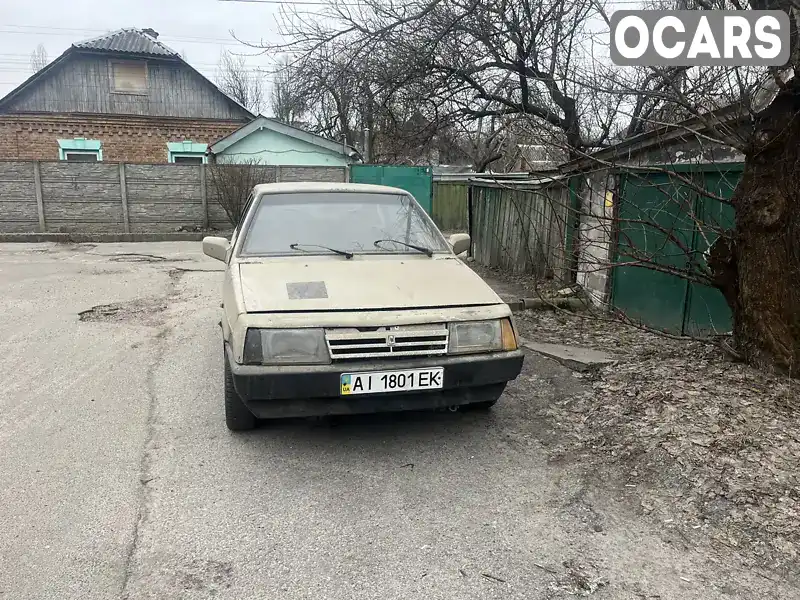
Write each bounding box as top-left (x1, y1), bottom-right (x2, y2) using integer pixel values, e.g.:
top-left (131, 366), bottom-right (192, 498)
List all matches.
top-left (522, 340), bottom-right (617, 372)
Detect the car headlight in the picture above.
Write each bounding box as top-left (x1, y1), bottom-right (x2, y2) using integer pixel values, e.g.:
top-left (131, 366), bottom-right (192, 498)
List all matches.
top-left (243, 328), bottom-right (330, 365)
top-left (448, 319), bottom-right (518, 355)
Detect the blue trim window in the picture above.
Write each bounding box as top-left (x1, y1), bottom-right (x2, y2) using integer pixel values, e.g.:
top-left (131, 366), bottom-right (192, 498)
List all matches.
top-left (168, 141), bottom-right (208, 164)
top-left (58, 138), bottom-right (103, 162)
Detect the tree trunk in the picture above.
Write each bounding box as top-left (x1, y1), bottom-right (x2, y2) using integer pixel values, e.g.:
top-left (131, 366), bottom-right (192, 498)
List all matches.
top-left (722, 80), bottom-right (800, 376)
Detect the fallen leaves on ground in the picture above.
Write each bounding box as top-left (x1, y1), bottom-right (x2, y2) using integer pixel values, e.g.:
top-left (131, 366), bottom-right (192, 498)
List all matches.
top-left (515, 311), bottom-right (800, 576)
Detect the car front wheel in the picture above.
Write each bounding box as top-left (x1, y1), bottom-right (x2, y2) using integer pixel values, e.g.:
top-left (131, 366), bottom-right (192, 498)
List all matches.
top-left (224, 350), bottom-right (257, 431)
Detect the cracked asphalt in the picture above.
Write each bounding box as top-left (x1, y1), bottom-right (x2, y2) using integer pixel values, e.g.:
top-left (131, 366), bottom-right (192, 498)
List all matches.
top-left (0, 242), bottom-right (795, 600)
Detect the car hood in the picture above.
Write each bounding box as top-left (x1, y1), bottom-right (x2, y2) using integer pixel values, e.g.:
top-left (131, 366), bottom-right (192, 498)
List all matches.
top-left (238, 257), bottom-right (502, 312)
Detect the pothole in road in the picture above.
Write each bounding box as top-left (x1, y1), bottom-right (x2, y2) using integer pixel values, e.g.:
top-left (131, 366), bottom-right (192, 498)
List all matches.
top-left (78, 298), bottom-right (167, 325)
top-left (108, 253), bottom-right (169, 263)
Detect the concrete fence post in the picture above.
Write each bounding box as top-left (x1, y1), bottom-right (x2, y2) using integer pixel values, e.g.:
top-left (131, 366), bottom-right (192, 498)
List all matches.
top-left (200, 164), bottom-right (209, 229)
top-left (33, 161), bottom-right (46, 232)
top-left (275, 165), bottom-right (282, 183)
top-left (118, 163), bottom-right (131, 233)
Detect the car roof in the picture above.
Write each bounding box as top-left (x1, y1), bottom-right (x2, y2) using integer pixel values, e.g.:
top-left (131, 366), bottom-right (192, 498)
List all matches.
top-left (252, 182), bottom-right (413, 197)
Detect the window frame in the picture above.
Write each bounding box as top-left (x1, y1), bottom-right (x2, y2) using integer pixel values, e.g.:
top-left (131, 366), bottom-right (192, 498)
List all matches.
top-left (63, 151), bottom-right (100, 162)
top-left (110, 60), bottom-right (149, 96)
top-left (58, 138), bottom-right (103, 162)
top-left (169, 153), bottom-right (206, 165)
top-left (167, 141), bottom-right (208, 164)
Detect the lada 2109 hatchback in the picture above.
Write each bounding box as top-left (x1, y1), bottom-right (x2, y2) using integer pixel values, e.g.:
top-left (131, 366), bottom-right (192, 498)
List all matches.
top-left (202, 182), bottom-right (524, 430)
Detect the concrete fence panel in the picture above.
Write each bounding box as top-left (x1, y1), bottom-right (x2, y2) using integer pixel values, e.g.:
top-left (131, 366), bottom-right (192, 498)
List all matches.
top-left (39, 162), bottom-right (124, 233)
top-left (0, 162), bottom-right (39, 233)
top-left (0, 161), bottom-right (349, 234)
top-left (279, 166), bottom-right (346, 183)
top-left (125, 164), bottom-right (205, 233)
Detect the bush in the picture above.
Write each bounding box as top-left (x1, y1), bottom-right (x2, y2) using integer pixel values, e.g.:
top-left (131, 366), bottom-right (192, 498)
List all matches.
top-left (207, 159), bottom-right (275, 227)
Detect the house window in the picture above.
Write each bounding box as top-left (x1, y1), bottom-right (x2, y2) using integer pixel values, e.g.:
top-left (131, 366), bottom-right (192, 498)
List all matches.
top-left (172, 155), bottom-right (204, 165)
top-left (111, 61), bottom-right (148, 94)
top-left (167, 141), bottom-right (208, 164)
top-left (58, 138), bottom-right (103, 162)
top-left (65, 152), bottom-right (99, 162)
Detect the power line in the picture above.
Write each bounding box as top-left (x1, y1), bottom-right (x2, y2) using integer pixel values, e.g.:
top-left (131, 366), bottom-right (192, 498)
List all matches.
top-left (0, 28), bottom-right (257, 46)
top-left (0, 24), bottom-right (253, 44)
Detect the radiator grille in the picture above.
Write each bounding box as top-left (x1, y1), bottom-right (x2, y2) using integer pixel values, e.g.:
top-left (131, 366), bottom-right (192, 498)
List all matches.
top-left (325, 324), bottom-right (448, 361)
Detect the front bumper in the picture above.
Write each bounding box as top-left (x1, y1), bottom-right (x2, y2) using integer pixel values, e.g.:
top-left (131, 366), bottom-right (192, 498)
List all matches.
top-left (225, 345), bottom-right (524, 418)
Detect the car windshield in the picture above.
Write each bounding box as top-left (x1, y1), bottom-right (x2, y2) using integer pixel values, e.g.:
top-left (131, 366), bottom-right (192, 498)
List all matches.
top-left (240, 192), bottom-right (451, 256)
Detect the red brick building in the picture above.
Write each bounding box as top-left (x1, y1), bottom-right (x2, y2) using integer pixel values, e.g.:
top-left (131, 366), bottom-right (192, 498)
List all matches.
top-left (0, 28), bottom-right (254, 164)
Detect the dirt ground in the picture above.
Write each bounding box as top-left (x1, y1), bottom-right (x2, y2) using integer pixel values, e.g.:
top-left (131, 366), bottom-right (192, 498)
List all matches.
top-left (473, 261), bottom-right (800, 585)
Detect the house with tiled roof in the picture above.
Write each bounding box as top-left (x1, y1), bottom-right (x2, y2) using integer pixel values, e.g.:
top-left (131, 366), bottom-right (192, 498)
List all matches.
top-left (0, 28), bottom-right (254, 163)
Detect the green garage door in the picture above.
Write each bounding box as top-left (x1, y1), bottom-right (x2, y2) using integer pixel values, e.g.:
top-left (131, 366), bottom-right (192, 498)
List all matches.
top-left (350, 165), bottom-right (433, 214)
top-left (611, 166), bottom-right (739, 335)
top-left (683, 170), bottom-right (737, 336)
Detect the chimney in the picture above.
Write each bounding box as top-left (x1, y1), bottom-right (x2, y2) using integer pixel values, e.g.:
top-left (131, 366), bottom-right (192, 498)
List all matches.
top-left (142, 28), bottom-right (159, 39)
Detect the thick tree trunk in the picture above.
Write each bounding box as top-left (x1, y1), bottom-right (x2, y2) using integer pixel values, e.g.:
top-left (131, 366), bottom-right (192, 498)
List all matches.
top-left (720, 80), bottom-right (800, 376)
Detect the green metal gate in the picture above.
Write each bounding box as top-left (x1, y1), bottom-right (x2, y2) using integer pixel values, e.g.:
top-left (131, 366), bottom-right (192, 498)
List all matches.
top-left (611, 165), bottom-right (740, 335)
top-left (350, 165), bottom-right (433, 214)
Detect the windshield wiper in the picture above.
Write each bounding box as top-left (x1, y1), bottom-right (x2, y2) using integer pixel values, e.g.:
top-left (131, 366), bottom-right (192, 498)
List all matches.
top-left (290, 243), bottom-right (353, 259)
top-left (373, 239), bottom-right (434, 257)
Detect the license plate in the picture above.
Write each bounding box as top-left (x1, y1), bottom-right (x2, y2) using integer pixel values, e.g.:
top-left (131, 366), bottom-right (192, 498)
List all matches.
top-left (340, 367), bottom-right (444, 396)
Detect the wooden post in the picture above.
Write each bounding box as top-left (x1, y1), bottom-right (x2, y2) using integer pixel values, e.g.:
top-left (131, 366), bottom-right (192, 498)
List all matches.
top-left (200, 164), bottom-right (209, 229)
top-left (33, 161), bottom-right (46, 232)
top-left (118, 163), bottom-right (130, 233)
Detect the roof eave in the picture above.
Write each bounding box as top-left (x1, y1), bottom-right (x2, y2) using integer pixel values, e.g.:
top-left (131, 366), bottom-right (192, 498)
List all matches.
top-left (73, 48), bottom-right (181, 61)
top-left (558, 103), bottom-right (746, 173)
top-left (209, 116), bottom-right (356, 157)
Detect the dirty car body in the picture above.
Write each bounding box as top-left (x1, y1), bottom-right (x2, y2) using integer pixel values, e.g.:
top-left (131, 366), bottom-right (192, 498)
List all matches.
top-left (203, 182), bottom-right (524, 430)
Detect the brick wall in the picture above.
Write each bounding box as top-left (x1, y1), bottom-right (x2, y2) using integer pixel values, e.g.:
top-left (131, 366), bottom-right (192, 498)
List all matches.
top-left (0, 160), bottom-right (347, 233)
top-left (0, 113), bottom-right (245, 163)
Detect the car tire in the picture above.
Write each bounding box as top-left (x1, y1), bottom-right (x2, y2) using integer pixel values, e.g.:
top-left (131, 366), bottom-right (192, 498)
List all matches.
top-left (464, 383), bottom-right (506, 411)
top-left (224, 350), bottom-right (257, 431)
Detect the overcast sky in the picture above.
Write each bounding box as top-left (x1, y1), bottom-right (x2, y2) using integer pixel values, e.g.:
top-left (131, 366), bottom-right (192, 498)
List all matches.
top-left (0, 0), bottom-right (293, 107)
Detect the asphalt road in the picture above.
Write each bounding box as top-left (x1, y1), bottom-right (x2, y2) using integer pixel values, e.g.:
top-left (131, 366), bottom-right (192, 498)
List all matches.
top-left (0, 242), bottom-right (794, 600)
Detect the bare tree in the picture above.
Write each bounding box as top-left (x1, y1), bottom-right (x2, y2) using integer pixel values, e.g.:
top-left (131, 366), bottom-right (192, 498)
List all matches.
top-left (270, 56), bottom-right (307, 125)
top-left (269, 0), bottom-right (800, 376)
top-left (216, 49), bottom-right (264, 114)
top-left (208, 159), bottom-right (275, 227)
top-left (30, 44), bottom-right (48, 73)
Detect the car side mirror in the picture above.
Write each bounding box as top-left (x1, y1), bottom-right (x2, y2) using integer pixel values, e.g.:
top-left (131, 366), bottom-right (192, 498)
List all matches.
top-left (202, 236), bottom-right (230, 262)
top-left (449, 233), bottom-right (470, 256)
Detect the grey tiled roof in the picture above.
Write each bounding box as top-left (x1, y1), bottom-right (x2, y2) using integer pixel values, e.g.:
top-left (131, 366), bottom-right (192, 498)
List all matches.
top-left (73, 28), bottom-right (179, 58)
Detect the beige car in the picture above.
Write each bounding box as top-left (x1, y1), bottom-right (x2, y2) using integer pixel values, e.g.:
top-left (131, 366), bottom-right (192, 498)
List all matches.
top-left (202, 182), bottom-right (524, 430)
